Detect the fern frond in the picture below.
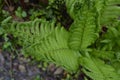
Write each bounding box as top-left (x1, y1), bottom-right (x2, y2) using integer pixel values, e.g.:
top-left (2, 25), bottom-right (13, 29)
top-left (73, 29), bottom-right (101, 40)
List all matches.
top-left (80, 53), bottom-right (120, 80)
top-left (112, 61), bottom-right (120, 75)
top-left (68, 0), bottom-right (99, 50)
top-left (65, 0), bottom-right (82, 19)
top-left (69, 19), bottom-right (98, 50)
top-left (2, 19), bottom-right (79, 72)
top-left (65, 0), bottom-right (106, 20)
top-left (3, 19), bottom-right (55, 46)
top-left (107, 0), bottom-right (120, 5)
top-left (100, 0), bottom-right (120, 25)
top-left (91, 50), bottom-right (115, 61)
top-left (97, 21), bottom-right (120, 51)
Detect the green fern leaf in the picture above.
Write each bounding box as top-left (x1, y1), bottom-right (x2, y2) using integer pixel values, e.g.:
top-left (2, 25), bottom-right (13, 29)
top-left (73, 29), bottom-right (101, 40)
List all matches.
top-left (69, 19), bottom-right (98, 50)
top-left (80, 53), bottom-right (120, 80)
top-left (91, 50), bottom-right (115, 61)
top-left (65, 0), bottom-right (82, 19)
top-left (2, 19), bottom-right (79, 72)
top-left (100, 0), bottom-right (120, 25)
top-left (68, 0), bottom-right (99, 50)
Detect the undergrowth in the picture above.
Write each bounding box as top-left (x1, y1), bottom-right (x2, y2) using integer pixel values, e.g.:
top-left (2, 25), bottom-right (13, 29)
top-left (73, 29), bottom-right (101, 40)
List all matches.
top-left (0, 0), bottom-right (120, 80)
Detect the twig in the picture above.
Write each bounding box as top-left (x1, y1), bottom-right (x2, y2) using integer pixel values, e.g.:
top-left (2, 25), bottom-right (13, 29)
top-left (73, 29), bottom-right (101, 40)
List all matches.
top-left (4, 0), bottom-right (10, 7)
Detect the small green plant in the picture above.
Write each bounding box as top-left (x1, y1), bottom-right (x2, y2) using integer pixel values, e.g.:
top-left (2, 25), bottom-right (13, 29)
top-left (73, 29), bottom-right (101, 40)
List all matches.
top-left (29, 9), bottom-right (45, 20)
top-left (1, 0), bottom-right (120, 80)
top-left (34, 75), bottom-right (41, 80)
top-left (15, 7), bottom-right (27, 18)
top-left (0, 0), bottom-right (10, 22)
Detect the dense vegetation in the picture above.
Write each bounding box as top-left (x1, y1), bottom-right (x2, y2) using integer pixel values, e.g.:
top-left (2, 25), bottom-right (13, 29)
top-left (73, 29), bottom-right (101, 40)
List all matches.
top-left (0, 0), bottom-right (120, 80)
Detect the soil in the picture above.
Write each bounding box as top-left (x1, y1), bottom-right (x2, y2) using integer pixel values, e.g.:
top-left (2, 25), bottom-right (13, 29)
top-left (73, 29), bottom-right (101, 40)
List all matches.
top-left (0, 48), bottom-right (68, 80)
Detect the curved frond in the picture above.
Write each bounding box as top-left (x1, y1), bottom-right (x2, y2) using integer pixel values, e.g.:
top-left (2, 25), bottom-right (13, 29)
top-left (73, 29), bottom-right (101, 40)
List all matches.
top-left (65, 0), bottom-right (82, 19)
top-left (80, 53), bottom-right (120, 80)
top-left (2, 19), bottom-right (79, 72)
top-left (101, 0), bottom-right (120, 25)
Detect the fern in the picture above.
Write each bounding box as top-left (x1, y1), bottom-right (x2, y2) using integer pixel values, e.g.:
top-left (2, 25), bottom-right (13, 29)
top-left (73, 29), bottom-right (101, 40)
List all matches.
top-left (91, 50), bottom-right (115, 61)
top-left (96, 20), bottom-right (120, 51)
top-left (100, 0), bottom-right (120, 25)
top-left (2, 18), bottom-right (79, 72)
top-left (68, 0), bottom-right (99, 50)
top-left (1, 0), bottom-right (120, 79)
top-left (65, 0), bottom-right (82, 19)
top-left (80, 53), bottom-right (120, 80)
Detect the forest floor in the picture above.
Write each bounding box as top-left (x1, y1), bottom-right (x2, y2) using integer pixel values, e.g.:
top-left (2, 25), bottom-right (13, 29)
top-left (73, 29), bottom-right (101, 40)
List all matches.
top-left (0, 48), bottom-right (69, 80)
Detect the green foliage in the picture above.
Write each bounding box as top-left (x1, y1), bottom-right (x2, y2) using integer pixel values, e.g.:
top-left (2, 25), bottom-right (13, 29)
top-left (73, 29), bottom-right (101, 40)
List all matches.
top-left (2, 18), bottom-right (79, 72)
top-left (0, 0), bottom-right (3, 22)
top-left (97, 21), bottom-right (120, 51)
top-left (34, 75), bottom-right (41, 80)
top-left (1, 0), bottom-right (120, 79)
top-left (68, 0), bottom-right (99, 50)
top-left (29, 9), bottom-right (46, 20)
top-left (15, 7), bottom-right (27, 18)
top-left (0, 0), bottom-right (10, 23)
top-left (80, 53), bottom-right (120, 80)
top-left (100, 0), bottom-right (120, 25)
